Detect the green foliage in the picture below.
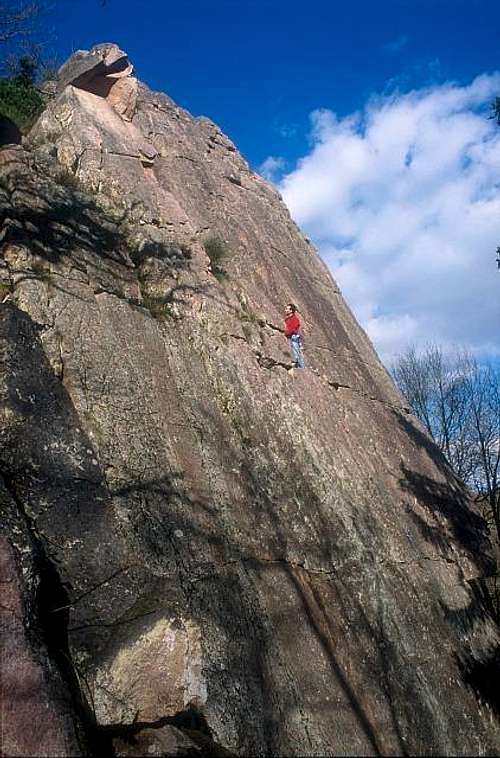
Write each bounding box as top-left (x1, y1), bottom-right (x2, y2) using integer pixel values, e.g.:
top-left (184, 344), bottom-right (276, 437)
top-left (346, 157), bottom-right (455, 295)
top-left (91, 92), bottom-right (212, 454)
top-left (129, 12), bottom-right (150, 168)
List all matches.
top-left (213, 269), bottom-right (226, 283)
top-left (0, 55), bottom-right (44, 133)
top-left (203, 235), bottom-right (228, 280)
top-left (203, 235), bottom-right (227, 265)
top-left (138, 271), bottom-right (177, 322)
top-left (141, 291), bottom-right (175, 321)
top-left (0, 282), bottom-right (13, 300)
top-left (54, 169), bottom-right (81, 191)
top-left (14, 55), bottom-right (37, 85)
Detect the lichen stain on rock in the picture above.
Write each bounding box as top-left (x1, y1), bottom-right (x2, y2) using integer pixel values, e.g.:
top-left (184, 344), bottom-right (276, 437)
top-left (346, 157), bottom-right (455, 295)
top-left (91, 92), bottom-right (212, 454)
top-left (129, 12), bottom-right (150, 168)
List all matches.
top-left (182, 621), bottom-right (208, 709)
top-left (93, 617), bottom-right (206, 725)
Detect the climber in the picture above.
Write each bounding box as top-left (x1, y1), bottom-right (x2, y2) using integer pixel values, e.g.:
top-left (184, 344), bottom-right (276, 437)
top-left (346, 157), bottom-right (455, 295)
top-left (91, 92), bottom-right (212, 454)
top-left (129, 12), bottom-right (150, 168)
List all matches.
top-left (284, 303), bottom-right (305, 369)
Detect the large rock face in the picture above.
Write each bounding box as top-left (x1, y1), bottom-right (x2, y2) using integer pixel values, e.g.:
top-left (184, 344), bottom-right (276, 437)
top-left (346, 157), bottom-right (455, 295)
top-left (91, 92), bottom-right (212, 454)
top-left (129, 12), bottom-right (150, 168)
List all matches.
top-left (1, 43), bottom-right (500, 756)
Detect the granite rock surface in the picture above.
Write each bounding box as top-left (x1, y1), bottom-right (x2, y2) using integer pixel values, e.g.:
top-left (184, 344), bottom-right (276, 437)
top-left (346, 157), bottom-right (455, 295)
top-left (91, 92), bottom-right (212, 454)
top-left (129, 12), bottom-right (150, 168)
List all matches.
top-left (1, 44), bottom-right (500, 756)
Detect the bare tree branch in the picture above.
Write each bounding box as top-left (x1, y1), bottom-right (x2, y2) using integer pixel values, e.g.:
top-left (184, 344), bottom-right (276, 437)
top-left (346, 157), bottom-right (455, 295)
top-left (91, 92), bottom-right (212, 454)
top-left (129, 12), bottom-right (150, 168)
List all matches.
top-left (0, 2), bottom-right (40, 44)
top-left (392, 344), bottom-right (500, 547)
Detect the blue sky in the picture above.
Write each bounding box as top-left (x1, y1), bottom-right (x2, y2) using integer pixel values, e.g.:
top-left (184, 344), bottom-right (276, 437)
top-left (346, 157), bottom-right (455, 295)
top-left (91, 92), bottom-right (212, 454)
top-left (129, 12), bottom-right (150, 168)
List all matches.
top-left (47, 0), bottom-right (500, 169)
top-left (35, 1), bottom-right (500, 361)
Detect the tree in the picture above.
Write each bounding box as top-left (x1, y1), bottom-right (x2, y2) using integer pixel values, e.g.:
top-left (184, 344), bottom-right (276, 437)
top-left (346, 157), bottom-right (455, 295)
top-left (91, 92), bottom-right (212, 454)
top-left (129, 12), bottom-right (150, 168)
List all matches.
top-left (0, 3), bottom-right (47, 135)
top-left (0, 2), bottom-right (40, 45)
top-left (0, 53), bottom-right (44, 134)
top-left (392, 344), bottom-right (500, 547)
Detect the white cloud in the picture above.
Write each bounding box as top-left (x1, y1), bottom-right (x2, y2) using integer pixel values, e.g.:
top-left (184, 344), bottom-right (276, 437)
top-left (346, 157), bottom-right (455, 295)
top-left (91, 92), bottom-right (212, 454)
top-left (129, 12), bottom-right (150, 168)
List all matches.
top-left (258, 155), bottom-right (287, 182)
top-left (278, 74), bottom-right (500, 365)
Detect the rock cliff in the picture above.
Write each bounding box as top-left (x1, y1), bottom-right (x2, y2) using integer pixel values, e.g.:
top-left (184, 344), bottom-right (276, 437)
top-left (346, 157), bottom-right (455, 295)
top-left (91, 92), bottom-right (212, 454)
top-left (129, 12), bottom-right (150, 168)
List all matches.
top-left (1, 43), bottom-right (500, 756)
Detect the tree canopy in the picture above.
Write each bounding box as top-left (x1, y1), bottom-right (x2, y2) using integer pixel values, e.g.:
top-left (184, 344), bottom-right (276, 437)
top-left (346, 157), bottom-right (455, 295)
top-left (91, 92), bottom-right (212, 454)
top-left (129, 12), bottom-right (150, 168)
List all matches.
top-left (0, 54), bottom-right (44, 134)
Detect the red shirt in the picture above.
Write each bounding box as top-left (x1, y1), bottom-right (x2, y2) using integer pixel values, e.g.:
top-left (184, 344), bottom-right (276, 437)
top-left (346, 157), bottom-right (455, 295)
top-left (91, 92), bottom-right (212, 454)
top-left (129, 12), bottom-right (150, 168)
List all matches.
top-left (284, 313), bottom-right (301, 337)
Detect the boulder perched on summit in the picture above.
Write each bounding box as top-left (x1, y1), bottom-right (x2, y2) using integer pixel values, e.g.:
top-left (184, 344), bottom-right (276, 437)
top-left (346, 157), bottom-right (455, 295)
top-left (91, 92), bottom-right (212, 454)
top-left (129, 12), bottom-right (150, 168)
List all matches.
top-left (56, 42), bottom-right (138, 120)
top-left (1, 43), bottom-right (500, 757)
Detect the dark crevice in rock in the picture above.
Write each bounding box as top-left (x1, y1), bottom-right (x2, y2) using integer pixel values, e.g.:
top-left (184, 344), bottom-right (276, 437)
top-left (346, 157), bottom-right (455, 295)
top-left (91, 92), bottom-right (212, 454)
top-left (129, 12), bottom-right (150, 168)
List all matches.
top-left (1, 471), bottom-right (116, 757)
top-left (0, 116), bottom-right (22, 147)
top-left (68, 607), bottom-right (158, 634)
top-left (218, 332), bottom-right (247, 343)
top-left (176, 154), bottom-right (199, 165)
top-left (106, 149), bottom-right (156, 164)
top-left (99, 705), bottom-right (234, 756)
top-left (188, 552), bottom-right (465, 588)
top-left (93, 286), bottom-right (133, 301)
top-left (221, 331), bottom-right (409, 411)
top-left (54, 566), bottom-right (131, 615)
top-left (254, 350), bottom-right (293, 371)
top-left (188, 556), bottom-right (337, 586)
top-left (250, 340), bottom-right (411, 411)
top-left (57, 334), bottom-right (65, 382)
top-left (269, 244), bottom-right (293, 262)
top-left (327, 379), bottom-right (350, 390)
top-left (326, 378), bottom-right (411, 413)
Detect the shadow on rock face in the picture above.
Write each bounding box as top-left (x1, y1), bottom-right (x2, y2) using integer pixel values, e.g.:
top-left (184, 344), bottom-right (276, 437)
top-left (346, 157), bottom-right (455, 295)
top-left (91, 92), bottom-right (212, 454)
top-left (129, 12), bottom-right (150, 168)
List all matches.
top-left (400, 466), bottom-right (491, 567)
top-left (0, 149), bottom-right (131, 264)
top-left (394, 411), bottom-right (500, 722)
top-left (71, 61), bottom-right (128, 99)
top-left (100, 704), bottom-right (235, 756)
top-left (439, 580), bottom-right (500, 718)
top-left (0, 147), bottom-right (203, 309)
top-left (0, 116), bottom-right (22, 147)
top-left (455, 646), bottom-right (500, 717)
top-left (394, 410), bottom-right (493, 574)
top-left (0, 303), bottom-right (130, 754)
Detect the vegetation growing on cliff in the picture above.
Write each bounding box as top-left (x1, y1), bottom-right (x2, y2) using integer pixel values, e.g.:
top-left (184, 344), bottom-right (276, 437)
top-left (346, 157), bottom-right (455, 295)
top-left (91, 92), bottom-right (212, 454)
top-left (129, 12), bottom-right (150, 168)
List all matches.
top-left (0, 55), bottom-right (44, 133)
top-left (140, 290), bottom-right (176, 321)
top-left (203, 235), bottom-right (228, 281)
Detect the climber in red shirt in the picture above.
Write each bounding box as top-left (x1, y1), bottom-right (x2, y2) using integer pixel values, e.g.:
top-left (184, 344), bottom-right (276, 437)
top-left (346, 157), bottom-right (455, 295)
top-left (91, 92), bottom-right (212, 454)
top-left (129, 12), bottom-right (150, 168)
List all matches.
top-left (284, 303), bottom-right (305, 368)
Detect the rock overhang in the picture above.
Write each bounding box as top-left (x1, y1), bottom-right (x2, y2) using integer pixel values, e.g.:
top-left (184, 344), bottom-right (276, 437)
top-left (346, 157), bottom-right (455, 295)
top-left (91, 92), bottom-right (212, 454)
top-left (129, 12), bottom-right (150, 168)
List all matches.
top-left (57, 42), bottom-right (137, 121)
